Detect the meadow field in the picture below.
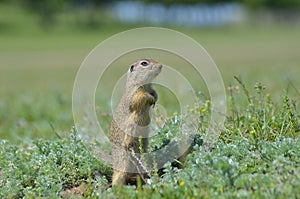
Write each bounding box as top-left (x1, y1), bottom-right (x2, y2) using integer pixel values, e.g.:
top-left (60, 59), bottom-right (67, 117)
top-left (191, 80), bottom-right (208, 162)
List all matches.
top-left (0, 3), bottom-right (300, 198)
top-left (2, 23), bottom-right (300, 141)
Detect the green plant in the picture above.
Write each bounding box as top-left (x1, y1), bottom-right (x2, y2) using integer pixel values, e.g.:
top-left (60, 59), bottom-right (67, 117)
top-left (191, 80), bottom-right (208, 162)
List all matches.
top-left (0, 130), bottom-right (112, 198)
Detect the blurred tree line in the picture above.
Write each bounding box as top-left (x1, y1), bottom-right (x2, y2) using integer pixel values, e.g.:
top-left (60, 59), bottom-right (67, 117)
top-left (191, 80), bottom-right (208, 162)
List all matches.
top-left (143, 0), bottom-right (300, 9)
top-left (4, 0), bottom-right (298, 9)
top-left (1, 0), bottom-right (299, 27)
top-left (0, 0), bottom-right (117, 27)
top-left (21, 0), bottom-right (115, 27)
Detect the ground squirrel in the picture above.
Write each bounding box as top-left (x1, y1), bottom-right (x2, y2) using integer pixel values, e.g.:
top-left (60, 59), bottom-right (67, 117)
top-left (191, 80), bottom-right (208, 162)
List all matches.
top-left (110, 59), bottom-right (162, 186)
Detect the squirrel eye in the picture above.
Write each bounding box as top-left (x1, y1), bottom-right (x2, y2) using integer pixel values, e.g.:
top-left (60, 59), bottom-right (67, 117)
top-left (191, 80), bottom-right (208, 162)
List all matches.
top-left (130, 65), bottom-right (134, 72)
top-left (140, 61), bottom-right (148, 67)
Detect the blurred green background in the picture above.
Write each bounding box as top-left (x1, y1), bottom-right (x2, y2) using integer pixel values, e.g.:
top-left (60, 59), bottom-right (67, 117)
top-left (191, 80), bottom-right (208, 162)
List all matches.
top-left (0, 0), bottom-right (300, 142)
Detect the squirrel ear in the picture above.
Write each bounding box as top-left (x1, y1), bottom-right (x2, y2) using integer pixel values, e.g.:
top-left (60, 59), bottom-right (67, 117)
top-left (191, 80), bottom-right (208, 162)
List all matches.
top-left (130, 65), bottom-right (134, 72)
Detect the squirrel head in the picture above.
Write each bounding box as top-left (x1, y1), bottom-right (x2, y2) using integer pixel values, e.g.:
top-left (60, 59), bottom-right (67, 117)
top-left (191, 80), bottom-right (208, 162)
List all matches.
top-left (126, 58), bottom-right (162, 88)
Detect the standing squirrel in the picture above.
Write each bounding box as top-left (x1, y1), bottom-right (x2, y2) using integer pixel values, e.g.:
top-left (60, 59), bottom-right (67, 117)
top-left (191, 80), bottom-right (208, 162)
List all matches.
top-left (110, 59), bottom-right (162, 186)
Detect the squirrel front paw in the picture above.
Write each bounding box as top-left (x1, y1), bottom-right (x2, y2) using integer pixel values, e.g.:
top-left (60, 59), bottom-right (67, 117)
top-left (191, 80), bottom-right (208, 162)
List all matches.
top-left (149, 90), bottom-right (158, 102)
top-left (148, 92), bottom-right (157, 107)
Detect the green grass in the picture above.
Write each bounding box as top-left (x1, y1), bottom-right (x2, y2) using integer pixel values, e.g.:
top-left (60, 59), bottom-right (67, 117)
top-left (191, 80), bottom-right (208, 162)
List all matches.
top-left (0, 84), bottom-right (299, 198)
top-left (1, 23), bottom-right (300, 141)
top-left (2, 137), bottom-right (300, 198)
top-left (0, 2), bottom-right (300, 198)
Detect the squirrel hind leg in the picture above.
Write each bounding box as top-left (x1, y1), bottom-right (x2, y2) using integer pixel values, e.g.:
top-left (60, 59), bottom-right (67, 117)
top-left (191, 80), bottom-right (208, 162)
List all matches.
top-left (112, 170), bottom-right (128, 186)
